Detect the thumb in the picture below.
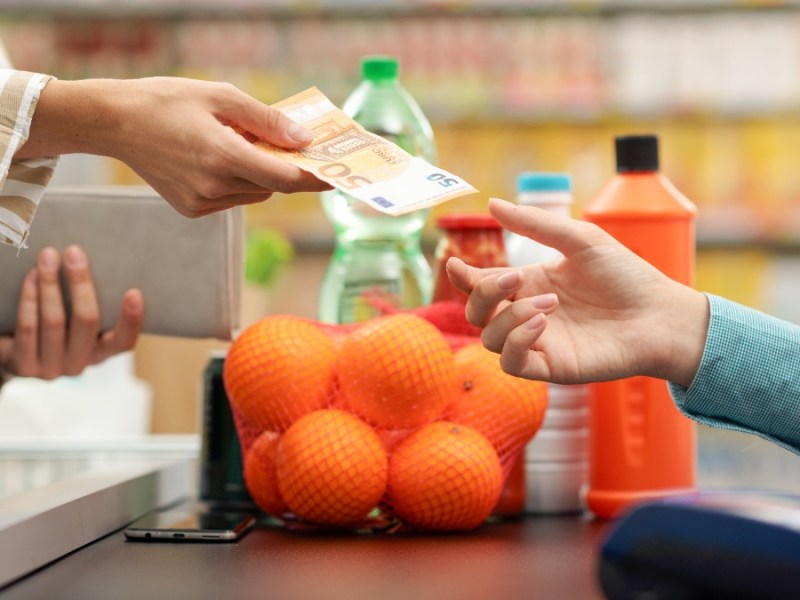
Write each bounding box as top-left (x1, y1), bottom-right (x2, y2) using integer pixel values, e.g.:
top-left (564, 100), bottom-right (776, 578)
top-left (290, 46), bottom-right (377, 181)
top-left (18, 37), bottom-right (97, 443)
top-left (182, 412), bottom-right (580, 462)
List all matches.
top-left (221, 89), bottom-right (315, 150)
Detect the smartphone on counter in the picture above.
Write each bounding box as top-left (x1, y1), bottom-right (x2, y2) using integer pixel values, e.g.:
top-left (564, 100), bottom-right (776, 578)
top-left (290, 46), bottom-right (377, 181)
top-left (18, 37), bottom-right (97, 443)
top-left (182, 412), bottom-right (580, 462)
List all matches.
top-left (124, 502), bottom-right (255, 542)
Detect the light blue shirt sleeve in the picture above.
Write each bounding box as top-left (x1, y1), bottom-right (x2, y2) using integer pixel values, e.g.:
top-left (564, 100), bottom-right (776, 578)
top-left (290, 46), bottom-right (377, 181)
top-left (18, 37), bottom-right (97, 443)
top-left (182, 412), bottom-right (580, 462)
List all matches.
top-left (668, 294), bottom-right (800, 455)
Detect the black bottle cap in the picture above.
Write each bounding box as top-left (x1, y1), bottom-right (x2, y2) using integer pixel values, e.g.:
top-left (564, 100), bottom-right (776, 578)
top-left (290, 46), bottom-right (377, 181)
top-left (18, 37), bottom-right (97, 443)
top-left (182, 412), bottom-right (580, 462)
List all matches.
top-left (615, 135), bottom-right (659, 173)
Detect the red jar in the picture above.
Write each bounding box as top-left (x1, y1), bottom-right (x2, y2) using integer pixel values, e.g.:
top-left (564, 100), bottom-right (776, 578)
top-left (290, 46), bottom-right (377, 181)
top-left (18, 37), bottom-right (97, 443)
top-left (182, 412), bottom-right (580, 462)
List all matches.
top-left (432, 213), bottom-right (509, 304)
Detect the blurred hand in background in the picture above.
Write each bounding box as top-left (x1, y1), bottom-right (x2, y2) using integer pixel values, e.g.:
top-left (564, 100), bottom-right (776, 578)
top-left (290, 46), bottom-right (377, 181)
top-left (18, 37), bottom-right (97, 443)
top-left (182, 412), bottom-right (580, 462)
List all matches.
top-left (0, 245), bottom-right (143, 383)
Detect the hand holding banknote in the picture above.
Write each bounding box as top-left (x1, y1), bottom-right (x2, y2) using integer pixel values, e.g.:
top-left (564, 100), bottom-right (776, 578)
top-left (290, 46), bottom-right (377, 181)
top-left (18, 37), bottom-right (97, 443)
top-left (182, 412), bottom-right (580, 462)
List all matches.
top-left (19, 77), bottom-right (331, 220)
top-left (251, 87), bottom-right (478, 216)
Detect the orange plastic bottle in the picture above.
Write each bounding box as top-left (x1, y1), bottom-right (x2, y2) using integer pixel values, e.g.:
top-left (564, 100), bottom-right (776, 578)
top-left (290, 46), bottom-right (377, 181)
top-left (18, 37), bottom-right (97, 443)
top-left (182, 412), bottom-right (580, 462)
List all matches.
top-left (582, 134), bottom-right (697, 519)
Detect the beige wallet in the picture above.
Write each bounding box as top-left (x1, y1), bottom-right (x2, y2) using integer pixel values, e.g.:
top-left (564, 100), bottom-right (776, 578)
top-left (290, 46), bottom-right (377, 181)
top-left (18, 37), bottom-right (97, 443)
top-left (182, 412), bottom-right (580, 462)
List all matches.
top-left (0, 186), bottom-right (243, 340)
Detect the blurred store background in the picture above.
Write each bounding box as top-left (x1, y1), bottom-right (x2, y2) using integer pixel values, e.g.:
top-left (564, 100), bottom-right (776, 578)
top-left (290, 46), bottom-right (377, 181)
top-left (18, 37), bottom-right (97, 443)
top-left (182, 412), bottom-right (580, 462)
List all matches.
top-left (2, 0), bottom-right (800, 435)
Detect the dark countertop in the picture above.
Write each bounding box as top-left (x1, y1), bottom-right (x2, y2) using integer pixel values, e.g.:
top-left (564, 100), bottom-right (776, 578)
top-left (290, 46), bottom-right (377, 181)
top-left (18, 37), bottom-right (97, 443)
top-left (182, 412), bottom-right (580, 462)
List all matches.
top-left (4, 429), bottom-right (794, 599)
top-left (1, 514), bottom-right (610, 600)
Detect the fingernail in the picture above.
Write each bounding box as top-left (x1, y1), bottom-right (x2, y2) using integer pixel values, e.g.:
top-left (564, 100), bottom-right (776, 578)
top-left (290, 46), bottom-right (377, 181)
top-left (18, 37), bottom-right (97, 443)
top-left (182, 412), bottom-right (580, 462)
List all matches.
top-left (527, 313), bottom-right (545, 329)
top-left (444, 256), bottom-right (462, 271)
top-left (288, 122), bottom-right (314, 143)
top-left (531, 293), bottom-right (557, 310)
top-left (496, 271), bottom-right (520, 289)
top-left (38, 248), bottom-right (58, 271)
top-left (489, 197), bottom-right (513, 208)
top-left (124, 290), bottom-right (143, 312)
top-left (63, 245), bottom-right (86, 269)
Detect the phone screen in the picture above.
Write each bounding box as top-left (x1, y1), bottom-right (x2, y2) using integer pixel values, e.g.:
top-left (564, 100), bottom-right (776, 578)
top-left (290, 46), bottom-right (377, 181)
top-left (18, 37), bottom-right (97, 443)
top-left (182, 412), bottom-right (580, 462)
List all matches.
top-left (124, 506), bottom-right (255, 542)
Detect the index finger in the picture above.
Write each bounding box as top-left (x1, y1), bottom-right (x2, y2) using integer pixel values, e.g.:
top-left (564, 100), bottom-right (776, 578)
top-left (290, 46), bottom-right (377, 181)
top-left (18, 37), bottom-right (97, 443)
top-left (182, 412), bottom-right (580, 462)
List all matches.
top-left (216, 84), bottom-right (315, 150)
top-left (488, 197), bottom-right (599, 257)
top-left (224, 130), bottom-right (331, 194)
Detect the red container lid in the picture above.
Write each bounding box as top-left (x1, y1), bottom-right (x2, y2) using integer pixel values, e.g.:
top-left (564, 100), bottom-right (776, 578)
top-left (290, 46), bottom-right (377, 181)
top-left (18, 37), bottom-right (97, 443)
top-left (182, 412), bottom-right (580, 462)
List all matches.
top-left (436, 213), bottom-right (501, 230)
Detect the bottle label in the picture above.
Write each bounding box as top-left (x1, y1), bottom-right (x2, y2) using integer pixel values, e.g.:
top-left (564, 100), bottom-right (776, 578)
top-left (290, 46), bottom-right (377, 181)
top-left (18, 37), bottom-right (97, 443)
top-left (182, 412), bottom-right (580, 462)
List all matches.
top-left (339, 279), bottom-right (401, 323)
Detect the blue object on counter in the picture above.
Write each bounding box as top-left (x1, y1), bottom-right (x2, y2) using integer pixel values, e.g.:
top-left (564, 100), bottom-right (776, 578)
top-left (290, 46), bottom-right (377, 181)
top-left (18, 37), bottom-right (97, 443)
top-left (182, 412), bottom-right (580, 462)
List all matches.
top-left (598, 490), bottom-right (800, 600)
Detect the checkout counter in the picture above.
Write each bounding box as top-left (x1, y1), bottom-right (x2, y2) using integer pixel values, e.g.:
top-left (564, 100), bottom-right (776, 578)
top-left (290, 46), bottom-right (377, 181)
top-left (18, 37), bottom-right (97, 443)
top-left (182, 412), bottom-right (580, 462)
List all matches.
top-left (0, 428), bottom-right (797, 600)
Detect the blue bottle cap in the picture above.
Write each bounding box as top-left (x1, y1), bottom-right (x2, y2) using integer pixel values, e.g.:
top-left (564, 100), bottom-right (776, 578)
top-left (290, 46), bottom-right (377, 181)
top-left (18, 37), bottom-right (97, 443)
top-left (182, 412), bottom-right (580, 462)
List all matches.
top-left (517, 172), bottom-right (572, 193)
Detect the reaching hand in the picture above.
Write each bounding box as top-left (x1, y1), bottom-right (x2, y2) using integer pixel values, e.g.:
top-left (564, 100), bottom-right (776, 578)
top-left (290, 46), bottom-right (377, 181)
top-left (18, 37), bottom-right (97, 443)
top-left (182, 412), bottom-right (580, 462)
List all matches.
top-left (19, 77), bottom-right (332, 217)
top-left (445, 198), bottom-right (709, 388)
top-left (0, 246), bottom-right (143, 381)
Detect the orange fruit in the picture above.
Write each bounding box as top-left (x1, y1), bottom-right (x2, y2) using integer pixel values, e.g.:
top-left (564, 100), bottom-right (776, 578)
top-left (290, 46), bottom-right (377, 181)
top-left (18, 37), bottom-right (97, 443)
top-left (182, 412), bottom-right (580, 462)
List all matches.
top-left (448, 343), bottom-right (548, 461)
top-left (244, 431), bottom-right (289, 518)
top-left (223, 315), bottom-right (336, 432)
top-left (276, 409), bottom-right (388, 527)
top-left (375, 426), bottom-right (416, 454)
top-left (336, 314), bottom-right (460, 430)
top-left (318, 321), bottom-right (358, 352)
top-left (388, 421), bottom-right (503, 531)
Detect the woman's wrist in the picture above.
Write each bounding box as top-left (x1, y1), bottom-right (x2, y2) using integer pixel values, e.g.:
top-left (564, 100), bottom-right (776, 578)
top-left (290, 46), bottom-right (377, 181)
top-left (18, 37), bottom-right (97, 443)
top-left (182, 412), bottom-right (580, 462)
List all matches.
top-left (17, 78), bottom-right (124, 159)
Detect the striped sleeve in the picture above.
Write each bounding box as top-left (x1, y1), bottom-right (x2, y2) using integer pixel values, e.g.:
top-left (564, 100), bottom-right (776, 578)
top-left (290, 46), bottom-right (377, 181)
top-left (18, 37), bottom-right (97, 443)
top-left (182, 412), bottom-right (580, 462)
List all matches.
top-left (0, 69), bottom-right (59, 248)
top-left (669, 294), bottom-right (800, 455)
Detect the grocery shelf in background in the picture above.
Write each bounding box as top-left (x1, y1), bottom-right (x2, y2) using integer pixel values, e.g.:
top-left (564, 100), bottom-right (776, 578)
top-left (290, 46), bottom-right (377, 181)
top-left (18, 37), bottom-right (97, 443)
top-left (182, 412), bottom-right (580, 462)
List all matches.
top-left (7, 0), bottom-right (800, 16)
top-left (7, 10), bottom-right (800, 120)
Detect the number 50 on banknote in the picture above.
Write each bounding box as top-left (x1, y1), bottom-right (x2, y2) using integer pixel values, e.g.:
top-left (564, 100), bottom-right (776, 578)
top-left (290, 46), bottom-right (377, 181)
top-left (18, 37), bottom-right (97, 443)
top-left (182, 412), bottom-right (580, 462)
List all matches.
top-left (252, 87), bottom-right (478, 216)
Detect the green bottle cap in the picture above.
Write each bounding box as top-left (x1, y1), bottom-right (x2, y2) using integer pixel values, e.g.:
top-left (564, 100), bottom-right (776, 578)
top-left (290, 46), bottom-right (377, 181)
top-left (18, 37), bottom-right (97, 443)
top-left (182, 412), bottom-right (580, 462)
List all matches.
top-left (361, 56), bottom-right (399, 81)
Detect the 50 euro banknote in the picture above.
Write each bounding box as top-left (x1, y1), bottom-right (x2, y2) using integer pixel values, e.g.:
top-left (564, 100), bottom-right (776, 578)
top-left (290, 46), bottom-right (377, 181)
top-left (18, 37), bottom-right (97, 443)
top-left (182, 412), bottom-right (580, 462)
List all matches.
top-left (253, 87), bottom-right (478, 216)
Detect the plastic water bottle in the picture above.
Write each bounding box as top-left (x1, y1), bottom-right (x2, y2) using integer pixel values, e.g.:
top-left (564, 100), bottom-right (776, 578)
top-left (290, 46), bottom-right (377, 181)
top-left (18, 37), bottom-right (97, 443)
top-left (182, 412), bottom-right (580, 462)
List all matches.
top-left (318, 56), bottom-right (437, 324)
top-left (503, 172), bottom-right (590, 515)
top-left (582, 134), bottom-right (697, 519)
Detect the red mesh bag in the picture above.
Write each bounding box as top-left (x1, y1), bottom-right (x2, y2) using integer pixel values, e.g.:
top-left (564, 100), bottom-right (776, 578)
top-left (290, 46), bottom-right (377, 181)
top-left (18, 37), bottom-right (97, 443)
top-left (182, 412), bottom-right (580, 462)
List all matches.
top-left (224, 301), bottom-right (548, 533)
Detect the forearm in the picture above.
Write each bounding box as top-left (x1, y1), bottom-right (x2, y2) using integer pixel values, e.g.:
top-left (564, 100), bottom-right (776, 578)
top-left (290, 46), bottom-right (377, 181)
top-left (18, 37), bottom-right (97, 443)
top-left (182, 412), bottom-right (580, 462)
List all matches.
top-left (15, 78), bottom-right (124, 160)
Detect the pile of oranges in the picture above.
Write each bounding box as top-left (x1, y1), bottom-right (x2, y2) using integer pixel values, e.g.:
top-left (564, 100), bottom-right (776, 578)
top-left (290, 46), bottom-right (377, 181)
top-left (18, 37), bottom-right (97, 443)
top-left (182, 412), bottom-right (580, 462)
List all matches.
top-left (223, 312), bottom-right (547, 532)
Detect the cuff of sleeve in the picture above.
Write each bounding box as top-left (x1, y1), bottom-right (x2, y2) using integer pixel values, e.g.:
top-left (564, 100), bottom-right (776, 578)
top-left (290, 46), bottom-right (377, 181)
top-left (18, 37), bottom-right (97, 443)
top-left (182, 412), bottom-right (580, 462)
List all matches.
top-left (0, 71), bottom-right (60, 248)
top-left (669, 293), bottom-right (800, 455)
top-left (0, 155), bottom-right (60, 248)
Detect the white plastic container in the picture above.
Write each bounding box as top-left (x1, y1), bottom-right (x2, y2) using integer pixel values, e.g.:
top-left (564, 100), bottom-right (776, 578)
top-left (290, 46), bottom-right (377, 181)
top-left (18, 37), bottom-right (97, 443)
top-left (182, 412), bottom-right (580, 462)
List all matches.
top-left (525, 427), bottom-right (589, 463)
top-left (547, 384), bottom-right (591, 409)
top-left (525, 461), bottom-right (588, 515)
top-left (524, 427), bottom-right (588, 515)
top-left (504, 172), bottom-right (573, 267)
top-left (506, 172), bottom-right (591, 515)
top-left (542, 405), bottom-right (590, 430)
